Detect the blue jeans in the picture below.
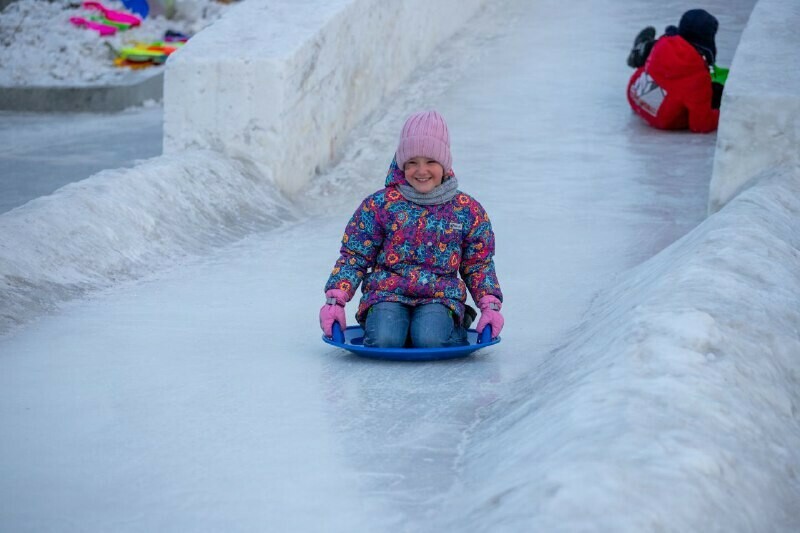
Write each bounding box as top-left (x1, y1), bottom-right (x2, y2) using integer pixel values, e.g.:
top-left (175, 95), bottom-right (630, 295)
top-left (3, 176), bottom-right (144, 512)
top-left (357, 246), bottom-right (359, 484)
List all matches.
top-left (363, 302), bottom-right (468, 349)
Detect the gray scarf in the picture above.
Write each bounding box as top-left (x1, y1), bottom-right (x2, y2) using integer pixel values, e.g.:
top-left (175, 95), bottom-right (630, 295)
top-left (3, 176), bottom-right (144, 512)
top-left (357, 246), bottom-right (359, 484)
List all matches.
top-left (397, 177), bottom-right (459, 205)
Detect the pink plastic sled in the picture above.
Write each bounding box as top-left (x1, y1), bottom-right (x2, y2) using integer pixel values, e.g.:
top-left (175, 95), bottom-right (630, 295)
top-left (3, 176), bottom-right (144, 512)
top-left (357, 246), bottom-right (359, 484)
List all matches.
top-left (82, 1), bottom-right (141, 27)
top-left (69, 16), bottom-right (117, 36)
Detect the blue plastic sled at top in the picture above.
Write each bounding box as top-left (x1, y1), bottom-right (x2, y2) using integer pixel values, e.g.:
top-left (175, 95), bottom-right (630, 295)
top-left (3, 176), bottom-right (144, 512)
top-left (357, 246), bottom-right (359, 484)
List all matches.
top-left (121, 0), bottom-right (149, 18)
top-left (323, 322), bottom-right (500, 361)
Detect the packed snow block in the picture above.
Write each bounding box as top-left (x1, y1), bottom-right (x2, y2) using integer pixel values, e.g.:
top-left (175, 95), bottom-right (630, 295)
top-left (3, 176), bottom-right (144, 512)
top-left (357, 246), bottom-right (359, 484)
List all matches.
top-left (0, 72), bottom-right (163, 113)
top-left (163, 0), bottom-right (485, 196)
top-left (708, 0), bottom-right (800, 213)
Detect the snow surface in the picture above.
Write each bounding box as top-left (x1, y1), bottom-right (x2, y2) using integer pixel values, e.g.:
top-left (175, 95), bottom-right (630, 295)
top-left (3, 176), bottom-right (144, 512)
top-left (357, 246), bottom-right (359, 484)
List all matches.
top-left (0, 0), bottom-right (232, 86)
top-left (2, 0), bottom-right (800, 531)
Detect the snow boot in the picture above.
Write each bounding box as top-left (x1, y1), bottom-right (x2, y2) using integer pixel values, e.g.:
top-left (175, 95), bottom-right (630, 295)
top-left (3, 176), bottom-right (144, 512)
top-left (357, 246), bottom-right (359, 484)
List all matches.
top-left (627, 26), bottom-right (656, 68)
top-left (462, 304), bottom-right (477, 329)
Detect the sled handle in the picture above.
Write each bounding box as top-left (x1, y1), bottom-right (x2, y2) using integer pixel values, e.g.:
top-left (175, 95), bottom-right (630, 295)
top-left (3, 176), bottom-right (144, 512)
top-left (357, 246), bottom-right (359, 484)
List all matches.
top-left (478, 325), bottom-right (492, 344)
top-left (332, 321), bottom-right (345, 343)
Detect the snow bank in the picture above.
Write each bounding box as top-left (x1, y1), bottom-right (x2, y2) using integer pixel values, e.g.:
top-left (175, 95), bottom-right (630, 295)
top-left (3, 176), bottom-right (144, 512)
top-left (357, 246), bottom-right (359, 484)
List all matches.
top-left (0, 150), bottom-right (295, 335)
top-left (442, 167), bottom-right (800, 532)
top-left (708, 0), bottom-right (800, 212)
top-left (163, 0), bottom-right (486, 195)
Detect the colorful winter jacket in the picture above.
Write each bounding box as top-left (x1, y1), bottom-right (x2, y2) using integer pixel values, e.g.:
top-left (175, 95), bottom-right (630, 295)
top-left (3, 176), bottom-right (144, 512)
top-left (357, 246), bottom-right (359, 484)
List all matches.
top-left (627, 35), bottom-right (719, 133)
top-left (324, 159), bottom-right (503, 325)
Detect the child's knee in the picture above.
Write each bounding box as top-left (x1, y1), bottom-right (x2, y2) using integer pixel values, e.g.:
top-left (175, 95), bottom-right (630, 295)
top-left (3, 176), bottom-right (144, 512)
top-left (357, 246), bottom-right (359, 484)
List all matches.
top-left (364, 327), bottom-right (407, 348)
top-left (411, 328), bottom-right (451, 348)
top-left (363, 302), bottom-right (409, 348)
top-left (410, 304), bottom-right (462, 348)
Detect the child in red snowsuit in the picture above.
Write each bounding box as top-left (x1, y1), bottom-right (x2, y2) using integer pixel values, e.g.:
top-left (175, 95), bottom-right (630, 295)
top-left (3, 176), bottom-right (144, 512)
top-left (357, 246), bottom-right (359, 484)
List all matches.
top-left (626, 9), bottom-right (722, 133)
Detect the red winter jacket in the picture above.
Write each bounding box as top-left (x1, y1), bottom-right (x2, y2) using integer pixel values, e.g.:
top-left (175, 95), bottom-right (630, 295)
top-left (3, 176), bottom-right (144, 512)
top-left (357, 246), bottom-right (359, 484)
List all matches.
top-left (627, 35), bottom-right (719, 133)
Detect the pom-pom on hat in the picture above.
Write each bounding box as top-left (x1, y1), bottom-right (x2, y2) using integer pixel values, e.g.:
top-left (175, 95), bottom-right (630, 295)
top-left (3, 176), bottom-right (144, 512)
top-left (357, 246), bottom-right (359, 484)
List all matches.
top-left (395, 110), bottom-right (452, 172)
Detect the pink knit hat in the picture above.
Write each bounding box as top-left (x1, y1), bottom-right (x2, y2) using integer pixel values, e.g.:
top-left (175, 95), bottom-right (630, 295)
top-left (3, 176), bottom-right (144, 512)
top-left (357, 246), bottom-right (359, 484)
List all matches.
top-left (395, 110), bottom-right (452, 172)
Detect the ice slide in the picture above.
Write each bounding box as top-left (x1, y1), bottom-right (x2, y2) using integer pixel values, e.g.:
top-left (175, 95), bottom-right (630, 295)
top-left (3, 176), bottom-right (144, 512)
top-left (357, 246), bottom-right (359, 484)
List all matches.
top-left (4, 0), bottom-right (799, 531)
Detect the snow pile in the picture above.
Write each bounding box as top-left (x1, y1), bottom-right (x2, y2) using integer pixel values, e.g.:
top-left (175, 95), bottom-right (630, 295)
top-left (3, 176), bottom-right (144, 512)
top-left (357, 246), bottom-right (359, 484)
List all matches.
top-left (0, 0), bottom-right (233, 86)
top-left (0, 149), bottom-right (295, 334)
top-left (439, 165), bottom-right (800, 532)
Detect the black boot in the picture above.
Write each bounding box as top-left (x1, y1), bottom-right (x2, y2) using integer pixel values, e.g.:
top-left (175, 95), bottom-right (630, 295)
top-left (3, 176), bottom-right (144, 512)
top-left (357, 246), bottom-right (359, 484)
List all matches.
top-left (462, 304), bottom-right (477, 329)
top-left (627, 26), bottom-right (656, 68)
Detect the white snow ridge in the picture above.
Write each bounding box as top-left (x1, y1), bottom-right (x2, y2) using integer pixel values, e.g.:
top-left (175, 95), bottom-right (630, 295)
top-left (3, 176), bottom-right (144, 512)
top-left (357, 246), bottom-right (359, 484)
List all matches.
top-left (0, 150), bottom-right (295, 334)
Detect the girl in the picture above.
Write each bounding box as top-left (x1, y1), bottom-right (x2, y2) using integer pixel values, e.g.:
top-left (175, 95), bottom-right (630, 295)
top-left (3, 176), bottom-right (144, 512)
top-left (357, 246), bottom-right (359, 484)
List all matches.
top-left (319, 110), bottom-right (503, 348)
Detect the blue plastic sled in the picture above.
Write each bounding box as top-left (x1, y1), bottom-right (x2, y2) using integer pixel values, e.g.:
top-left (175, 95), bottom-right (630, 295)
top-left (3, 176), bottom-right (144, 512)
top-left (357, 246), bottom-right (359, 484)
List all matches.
top-left (323, 322), bottom-right (500, 361)
top-left (121, 0), bottom-right (149, 18)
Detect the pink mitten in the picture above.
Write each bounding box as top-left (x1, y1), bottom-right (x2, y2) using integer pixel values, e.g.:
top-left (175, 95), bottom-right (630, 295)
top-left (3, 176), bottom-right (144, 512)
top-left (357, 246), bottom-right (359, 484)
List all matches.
top-left (319, 289), bottom-right (349, 337)
top-left (476, 295), bottom-right (504, 338)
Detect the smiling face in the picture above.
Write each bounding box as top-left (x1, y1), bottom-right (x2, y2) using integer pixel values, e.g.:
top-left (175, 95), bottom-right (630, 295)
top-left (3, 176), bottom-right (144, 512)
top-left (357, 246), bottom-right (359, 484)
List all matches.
top-left (403, 156), bottom-right (445, 193)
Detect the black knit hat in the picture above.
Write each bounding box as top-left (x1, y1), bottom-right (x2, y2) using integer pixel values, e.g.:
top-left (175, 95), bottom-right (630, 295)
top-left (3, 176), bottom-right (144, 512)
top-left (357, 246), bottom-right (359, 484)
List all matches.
top-left (678, 9), bottom-right (719, 64)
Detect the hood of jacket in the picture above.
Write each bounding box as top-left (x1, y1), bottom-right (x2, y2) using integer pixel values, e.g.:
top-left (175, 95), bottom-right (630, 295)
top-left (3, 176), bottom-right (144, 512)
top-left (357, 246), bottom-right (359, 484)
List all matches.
top-left (646, 35), bottom-right (708, 82)
top-left (678, 8), bottom-right (718, 65)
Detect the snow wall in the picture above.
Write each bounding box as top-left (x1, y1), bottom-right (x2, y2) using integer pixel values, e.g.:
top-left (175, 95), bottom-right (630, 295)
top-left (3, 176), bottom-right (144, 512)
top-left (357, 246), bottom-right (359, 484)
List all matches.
top-left (162, 0), bottom-right (486, 196)
top-left (708, 0), bottom-right (800, 212)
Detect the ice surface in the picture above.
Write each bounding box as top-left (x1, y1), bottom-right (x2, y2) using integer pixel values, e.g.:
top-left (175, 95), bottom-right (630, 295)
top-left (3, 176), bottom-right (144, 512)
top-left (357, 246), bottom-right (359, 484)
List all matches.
top-left (0, 104), bottom-right (162, 214)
